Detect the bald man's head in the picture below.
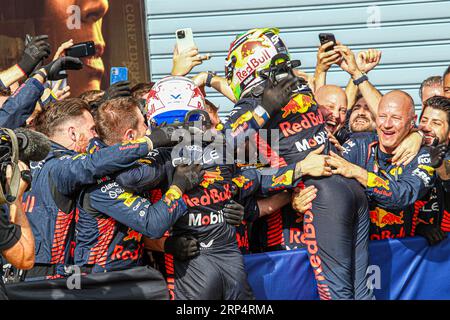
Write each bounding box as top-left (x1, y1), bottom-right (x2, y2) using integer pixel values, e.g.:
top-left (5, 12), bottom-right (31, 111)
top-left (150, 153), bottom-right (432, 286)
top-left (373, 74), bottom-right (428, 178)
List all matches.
top-left (376, 90), bottom-right (417, 153)
top-left (315, 85), bottom-right (348, 134)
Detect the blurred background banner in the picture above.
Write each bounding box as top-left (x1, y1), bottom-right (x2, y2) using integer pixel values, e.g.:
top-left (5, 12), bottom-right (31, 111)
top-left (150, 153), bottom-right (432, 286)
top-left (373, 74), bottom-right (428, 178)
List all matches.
top-left (244, 236), bottom-right (450, 300)
top-left (0, 0), bottom-right (149, 97)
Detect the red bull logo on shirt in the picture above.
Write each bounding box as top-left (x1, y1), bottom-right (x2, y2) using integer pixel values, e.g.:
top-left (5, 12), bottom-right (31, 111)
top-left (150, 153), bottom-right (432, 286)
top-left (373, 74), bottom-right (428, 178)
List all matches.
top-left (367, 173), bottom-right (390, 191)
top-left (271, 170), bottom-right (293, 187)
top-left (370, 207), bottom-right (404, 228)
top-left (281, 94), bottom-right (314, 118)
top-left (200, 167), bottom-right (224, 189)
top-left (232, 175), bottom-right (250, 188)
top-left (123, 229), bottom-right (142, 242)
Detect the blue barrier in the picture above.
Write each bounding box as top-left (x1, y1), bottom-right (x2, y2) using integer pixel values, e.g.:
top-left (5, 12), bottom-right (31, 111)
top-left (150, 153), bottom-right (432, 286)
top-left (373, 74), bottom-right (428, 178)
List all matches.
top-left (243, 236), bottom-right (450, 300)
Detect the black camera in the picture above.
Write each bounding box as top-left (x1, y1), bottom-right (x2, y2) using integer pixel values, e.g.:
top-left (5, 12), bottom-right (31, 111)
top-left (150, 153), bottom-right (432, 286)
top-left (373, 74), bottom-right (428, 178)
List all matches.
top-left (252, 53), bottom-right (306, 98)
top-left (176, 30), bottom-right (186, 39)
top-left (0, 128), bottom-right (51, 204)
top-left (259, 53), bottom-right (305, 93)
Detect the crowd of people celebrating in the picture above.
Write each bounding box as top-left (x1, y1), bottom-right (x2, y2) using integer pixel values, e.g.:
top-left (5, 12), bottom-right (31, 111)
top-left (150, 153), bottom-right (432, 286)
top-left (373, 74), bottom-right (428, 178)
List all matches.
top-left (0, 27), bottom-right (448, 300)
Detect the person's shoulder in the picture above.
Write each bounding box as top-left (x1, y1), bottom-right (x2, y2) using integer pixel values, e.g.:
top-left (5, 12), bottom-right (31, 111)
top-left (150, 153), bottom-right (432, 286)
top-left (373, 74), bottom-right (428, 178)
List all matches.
top-left (343, 131), bottom-right (377, 147)
top-left (349, 131), bottom-right (377, 141)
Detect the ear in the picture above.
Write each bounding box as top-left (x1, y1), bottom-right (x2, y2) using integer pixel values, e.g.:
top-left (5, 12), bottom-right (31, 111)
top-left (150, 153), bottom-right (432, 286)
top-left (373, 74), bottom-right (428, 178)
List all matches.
top-left (68, 126), bottom-right (77, 142)
top-left (123, 128), bottom-right (135, 141)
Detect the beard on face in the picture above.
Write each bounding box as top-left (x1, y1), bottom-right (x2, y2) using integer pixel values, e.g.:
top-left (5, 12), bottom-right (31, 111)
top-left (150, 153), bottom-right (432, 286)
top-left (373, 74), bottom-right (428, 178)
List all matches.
top-left (350, 114), bottom-right (373, 132)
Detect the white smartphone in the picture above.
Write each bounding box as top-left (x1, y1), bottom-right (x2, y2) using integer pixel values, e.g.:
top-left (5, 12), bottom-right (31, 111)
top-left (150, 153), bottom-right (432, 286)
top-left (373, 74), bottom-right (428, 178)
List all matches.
top-left (175, 28), bottom-right (196, 53)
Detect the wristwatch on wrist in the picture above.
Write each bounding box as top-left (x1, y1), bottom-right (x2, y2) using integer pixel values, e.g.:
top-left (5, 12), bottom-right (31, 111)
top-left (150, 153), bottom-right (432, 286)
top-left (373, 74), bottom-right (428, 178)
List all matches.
top-left (353, 73), bottom-right (368, 86)
top-left (205, 71), bottom-right (216, 87)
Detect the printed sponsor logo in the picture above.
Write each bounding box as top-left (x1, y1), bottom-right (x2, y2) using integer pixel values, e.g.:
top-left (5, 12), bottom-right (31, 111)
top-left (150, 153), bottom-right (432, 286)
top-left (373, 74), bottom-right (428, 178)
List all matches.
top-left (279, 111), bottom-right (324, 138)
top-left (370, 228), bottom-right (406, 241)
top-left (289, 227), bottom-right (303, 245)
top-left (271, 170), bottom-right (293, 187)
top-left (342, 140), bottom-right (356, 155)
top-left (188, 211), bottom-right (224, 227)
top-left (295, 131), bottom-right (327, 152)
top-left (301, 210), bottom-right (331, 300)
top-left (199, 239), bottom-right (214, 249)
top-left (232, 175), bottom-right (250, 188)
top-left (367, 173), bottom-right (390, 191)
top-left (163, 188), bottom-right (182, 210)
top-left (118, 192), bottom-right (139, 207)
top-left (100, 182), bottom-right (124, 199)
top-left (418, 164), bottom-right (435, 176)
top-left (236, 49), bottom-right (272, 82)
top-left (183, 184), bottom-right (233, 207)
top-left (123, 229), bottom-right (142, 242)
top-left (281, 94), bottom-right (314, 118)
top-left (132, 198), bottom-right (148, 211)
top-left (200, 167), bottom-right (224, 188)
top-left (418, 153), bottom-right (431, 165)
top-left (389, 167), bottom-right (403, 176)
top-left (412, 168), bottom-right (432, 187)
top-left (370, 208), bottom-right (404, 228)
top-left (111, 243), bottom-right (143, 261)
top-left (241, 40), bottom-right (270, 59)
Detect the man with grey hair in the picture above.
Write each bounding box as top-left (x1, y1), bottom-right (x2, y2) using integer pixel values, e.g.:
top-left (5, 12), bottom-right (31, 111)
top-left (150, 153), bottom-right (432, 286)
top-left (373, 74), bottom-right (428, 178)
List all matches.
top-left (419, 76), bottom-right (443, 107)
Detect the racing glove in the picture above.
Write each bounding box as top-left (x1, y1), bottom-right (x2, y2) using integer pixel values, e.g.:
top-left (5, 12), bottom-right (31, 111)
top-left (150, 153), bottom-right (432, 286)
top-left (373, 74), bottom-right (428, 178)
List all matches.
top-left (415, 224), bottom-right (448, 246)
top-left (429, 138), bottom-right (448, 168)
top-left (17, 35), bottom-right (51, 76)
top-left (223, 200), bottom-right (245, 226)
top-left (164, 235), bottom-right (200, 261)
top-left (103, 80), bottom-right (131, 100)
top-left (90, 81), bottom-right (132, 109)
top-left (147, 124), bottom-right (177, 149)
top-left (43, 56), bottom-right (83, 81)
top-left (172, 163), bottom-right (204, 194)
top-left (261, 74), bottom-right (300, 116)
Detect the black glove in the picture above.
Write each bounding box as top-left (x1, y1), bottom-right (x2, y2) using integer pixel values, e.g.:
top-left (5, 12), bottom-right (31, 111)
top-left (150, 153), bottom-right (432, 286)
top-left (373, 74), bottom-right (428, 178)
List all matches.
top-left (415, 224), bottom-right (448, 246)
top-left (172, 163), bottom-right (204, 193)
top-left (261, 74), bottom-right (300, 116)
top-left (164, 235), bottom-right (199, 261)
top-left (90, 81), bottom-right (132, 109)
top-left (148, 124), bottom-right (177, 148)
top-left (43, 56), bottom-right (83, 81)
top-left (103, 81), bottom-right (131, 100)
top-left (18, 35), bottom-right (51, 76)
top-left (223, 200), bottom-right (245, 226)
top-left (429, 138), bottom-right (448, 168)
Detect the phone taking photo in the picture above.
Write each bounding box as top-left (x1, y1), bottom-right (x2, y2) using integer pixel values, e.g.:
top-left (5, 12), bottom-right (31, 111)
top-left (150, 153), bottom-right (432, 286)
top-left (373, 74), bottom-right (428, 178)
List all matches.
top-left (65, 41), bottom-right (96, 58)
top-left (110, 67), bottom-right (128, 85)
top-left (319, 33), bottom-right (336, 52)
top-left (175, 28), bottom-right (196, 53)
